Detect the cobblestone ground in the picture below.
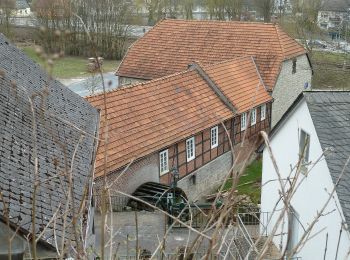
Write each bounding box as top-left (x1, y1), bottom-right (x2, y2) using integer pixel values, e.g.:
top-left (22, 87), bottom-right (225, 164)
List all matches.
top-left (94, 211), bottom-right (213, 258)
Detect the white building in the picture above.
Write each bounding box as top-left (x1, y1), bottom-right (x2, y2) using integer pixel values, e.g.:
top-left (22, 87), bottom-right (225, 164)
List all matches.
top-left (275, 0), bottom-right (293, 14)
top-left (261, 91), bottom-right (350, 259)
top-left (317, 0), bottom-right (350, 31)
top-left (14, 0), bottom-right (31, 17)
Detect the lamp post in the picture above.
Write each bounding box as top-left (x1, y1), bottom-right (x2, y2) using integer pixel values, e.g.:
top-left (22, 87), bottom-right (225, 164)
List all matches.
top-left (171, 166), bottom-right (179, 189)
top-left (167, 167), bottom-right (179, 225)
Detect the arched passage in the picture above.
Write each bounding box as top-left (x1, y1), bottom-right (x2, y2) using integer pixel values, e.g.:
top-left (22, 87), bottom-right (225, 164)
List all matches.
top-left (128, 182), bottom-right (188, 217)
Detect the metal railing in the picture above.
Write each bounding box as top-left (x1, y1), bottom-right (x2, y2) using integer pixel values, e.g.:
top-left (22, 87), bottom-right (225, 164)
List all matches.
top-left (238, 210), bottom-right (269, 238)
top-left (115, 252), bottom-right (219, 260)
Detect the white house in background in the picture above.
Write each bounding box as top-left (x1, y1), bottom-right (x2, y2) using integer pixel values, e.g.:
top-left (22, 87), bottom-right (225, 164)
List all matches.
top-left (261, 91), bottom-right (350, 259)
top-left (14, 0), bottom-right (31, 17)
top-left (317, 0), bottom-right (350, 31)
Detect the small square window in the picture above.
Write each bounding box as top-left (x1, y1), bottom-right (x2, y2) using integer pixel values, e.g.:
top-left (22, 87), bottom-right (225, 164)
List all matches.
top-left (159, 150), bottom-right (169, 175)
top-left (211, 126), bottom-right (218, 149)
top-left (186, 137), bottom-right (195, 162)
top-left (251, 109), bottom-right (257, 126)
top-left (241, 113), bottom-right (247, 131)
top-left (299, 129), bottom-right (310, 164)
top-left (261, 104), bottom-right (266, 120)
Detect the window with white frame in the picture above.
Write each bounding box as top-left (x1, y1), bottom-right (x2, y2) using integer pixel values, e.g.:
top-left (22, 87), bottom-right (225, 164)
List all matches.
top-left (251, 109), bottom-right (257, 125)
top-left (261, 104), bottom-right (266, 120)
top-left (241, 113), bottom-right (247, 131)
top-left (186, 137), bottom-right (195, 162)
top-left (159, 150), bottom-right (169, 175)
top-left (211, 126), bottom-right (218, 149)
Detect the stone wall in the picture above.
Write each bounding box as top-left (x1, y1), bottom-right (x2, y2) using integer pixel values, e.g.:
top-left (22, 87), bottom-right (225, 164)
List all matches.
top-left (118, 76), bottom-right (147, 86)
top-left (271, 54), bottom-right (312, 126)
top-left (94, 153), bottom-right (159, 207)
top-left (177, 151), bottom-right (233, 202)
top-left (177, 133), bottom-right (260, 203)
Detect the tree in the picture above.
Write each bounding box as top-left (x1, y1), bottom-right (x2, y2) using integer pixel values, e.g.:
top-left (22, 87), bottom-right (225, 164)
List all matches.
top-left (34, 0), bottom-right (132, 60)
top-left (293, 0), bottom-right (323, 54)
top-left (0, 0), bottom-right (15, 36)
top-left (182, 0), bottom-right (194, 19)
top-left (204, 0), bottom-right (244, 20)
top-left (225, 0), bottom-right (244, 20)
top-left (145, 0), bottom-right (162, 25)
top-left (254, 0), bottom-right (275, 22)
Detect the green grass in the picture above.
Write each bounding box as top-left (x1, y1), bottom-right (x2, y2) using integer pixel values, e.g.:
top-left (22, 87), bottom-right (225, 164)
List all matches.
top-left (21, 46), bottom-right (119, 79)
top-left (311, 51), bottom-right (350, 89)
top-left (222, 159), bottom-right (262, 204)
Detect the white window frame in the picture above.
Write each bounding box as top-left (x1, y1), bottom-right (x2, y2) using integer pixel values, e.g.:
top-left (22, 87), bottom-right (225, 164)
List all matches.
top-left (186, 137), bottom-right (195, 162)
top-left (159, 150), bottom-right (169, 175)
top-left (261, 104), bottom-right (266, 120)
top-left (241, 113), bottom-right (247, 131)
top-left (211, 126), bottom-right (219, 149)
top-left (251, 109), bottom-right (257, 126)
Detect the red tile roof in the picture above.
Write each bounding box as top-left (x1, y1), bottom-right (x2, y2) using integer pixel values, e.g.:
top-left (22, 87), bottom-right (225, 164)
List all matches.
top-left (117, 19), bottom-right (306, 90)
top-left (88, 58), bottom-right (272, 177)
top-left (201, 57), bottom-right (271, 113)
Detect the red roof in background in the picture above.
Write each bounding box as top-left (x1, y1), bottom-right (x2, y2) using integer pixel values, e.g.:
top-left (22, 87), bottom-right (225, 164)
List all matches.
top-left (117, 19), bottom-right (306, 90)
top-left (88, 58), bottom-right (272, 177)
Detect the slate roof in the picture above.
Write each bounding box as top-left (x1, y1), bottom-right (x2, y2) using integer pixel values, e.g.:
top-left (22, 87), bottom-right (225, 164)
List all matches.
top-left (116, 19), bottom-right (306, 90)
top-left (0, 34), bottom-right (99, 248)
top-left (87, 58), bottom-right (271, 177)
top-left (303, 91), bottom-right (350, 227)
top-left (16, 0), bottom-right (30, 10)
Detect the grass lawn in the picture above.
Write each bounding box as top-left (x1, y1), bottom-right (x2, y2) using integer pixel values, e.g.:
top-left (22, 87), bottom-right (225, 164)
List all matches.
top-left (21, 46), bottom-right (119, 79)
top-left (222, 159), bottom-right (262, 204)
top-left (311, 51), bottom-right (350, 89)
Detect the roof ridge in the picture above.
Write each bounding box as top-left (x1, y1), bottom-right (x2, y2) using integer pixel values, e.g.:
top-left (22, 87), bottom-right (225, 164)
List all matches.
top-left (87, 69), bottom-right (194, 99)
top-left (163, 18), bottom-right (276, 26)
top-left (275, 23), bottom-right (307, 59)
top-left (274, 24), bottom-right (286, 59)
top-left (251, 56), bottom-right (269, 92)
top-left (191, 62), bottom-right (237, 112)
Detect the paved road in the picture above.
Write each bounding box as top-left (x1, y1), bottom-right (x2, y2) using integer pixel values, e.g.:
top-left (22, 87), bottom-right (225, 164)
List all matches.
top-left (10, 16), bottom-right (152, 37)
top-left (59, 72), bottom-right (119, 97)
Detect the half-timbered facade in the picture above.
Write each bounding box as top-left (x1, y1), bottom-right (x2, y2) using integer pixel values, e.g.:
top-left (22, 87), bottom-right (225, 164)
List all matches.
top-left (159, 104), bottom-right (271, 185)
top-left (88, 57), bottom-right (272, 201)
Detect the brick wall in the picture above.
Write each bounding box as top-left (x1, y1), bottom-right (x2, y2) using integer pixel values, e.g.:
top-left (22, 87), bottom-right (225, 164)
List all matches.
top-left (272, 54), bottom-right (312, 126)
